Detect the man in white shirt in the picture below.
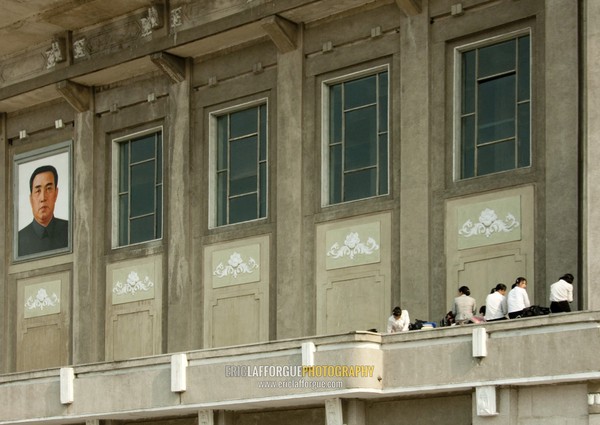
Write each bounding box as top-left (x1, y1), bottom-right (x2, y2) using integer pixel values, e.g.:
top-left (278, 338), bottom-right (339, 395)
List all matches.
top-left (507, 277), bottom-right (531, 319)
top-left (549, 273), bottom-right (574, 313)
top-left (485, 283), bottom-right (508, 321)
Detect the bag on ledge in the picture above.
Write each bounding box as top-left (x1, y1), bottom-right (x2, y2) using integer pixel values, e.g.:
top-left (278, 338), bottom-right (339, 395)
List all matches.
top-left (522, 305), bottom-right (550, 317)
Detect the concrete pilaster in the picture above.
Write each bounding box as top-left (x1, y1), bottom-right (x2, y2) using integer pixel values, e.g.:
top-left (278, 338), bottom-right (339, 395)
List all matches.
top-left (276, 33), bottom-right (305, 339)
top-left (166, 72), bottom-right (193, 351)
top-left (399, 8), bottom-right (430, 320)
top-left (584, 0), bottom-right (600, 310)
top-left (73, 109), bottom-right (99, 364)
top-left (544, 0), bottom-right (580, 305)
top-left (0, 113), bottom-right (6, 372)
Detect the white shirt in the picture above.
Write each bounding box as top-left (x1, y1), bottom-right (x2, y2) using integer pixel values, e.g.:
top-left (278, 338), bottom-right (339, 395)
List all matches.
top-left (549, 279), bottom-right (573, 302)
top-left (387, 310), bottom-right (410, 332)
top-left (485, 291), bottom-right (507, 320)
top-left (507, 286), bottom-right (531, 313)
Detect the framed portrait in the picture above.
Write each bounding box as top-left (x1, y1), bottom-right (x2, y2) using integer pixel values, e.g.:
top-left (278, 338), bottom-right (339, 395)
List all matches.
top-left (13, 141), bottom-right (72, 261)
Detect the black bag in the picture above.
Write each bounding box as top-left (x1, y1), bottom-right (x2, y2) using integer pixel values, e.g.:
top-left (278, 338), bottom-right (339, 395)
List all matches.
top-left (409, 319), bottom-right (425, 330)
top-left (522, 305), bottom-right (550, 317)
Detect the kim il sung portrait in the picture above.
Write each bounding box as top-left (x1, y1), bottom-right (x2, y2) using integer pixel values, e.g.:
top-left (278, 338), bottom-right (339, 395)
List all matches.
top-left (15, 143), bottom-right (71, 260)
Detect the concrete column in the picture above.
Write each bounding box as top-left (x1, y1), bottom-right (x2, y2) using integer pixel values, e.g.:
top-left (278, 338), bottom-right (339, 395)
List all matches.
top-left (166, 72), bottom-right (193, 351)
top-left (399, 9), bottom-right (430, 319)
top-left (72, 109), bottom-right (99, 364)
top-left (344, 399), bottom-right (366, 425)
top-left (276, 34), bottom-right (305, 339)
top-left (584, 0), bottom-right (600, 310)
top-left (0, 113), bottom-right (6, 372)
top-left (544, 0), bottom-right (579, 304)
top-left (216, 410), bottom-right (234, 425)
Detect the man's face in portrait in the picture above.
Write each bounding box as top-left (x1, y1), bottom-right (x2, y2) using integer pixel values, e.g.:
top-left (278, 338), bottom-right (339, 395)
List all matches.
top-left (29, 171), bottom-right (58, 227)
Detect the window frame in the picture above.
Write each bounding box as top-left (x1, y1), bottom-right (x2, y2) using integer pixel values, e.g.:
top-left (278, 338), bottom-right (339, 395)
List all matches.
top-left (111, 126), bottom-right (164, 249)
top-left (208, 98), bottom-right (269, 229)
top-left (321, 64), bottom-right (391, 207)
top-left (453, 28), bottom-right (532, 181)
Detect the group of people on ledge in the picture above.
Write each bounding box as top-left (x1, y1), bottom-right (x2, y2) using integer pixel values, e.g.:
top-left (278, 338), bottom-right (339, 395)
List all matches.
top-left (386, 273), bottom-right (575, 333)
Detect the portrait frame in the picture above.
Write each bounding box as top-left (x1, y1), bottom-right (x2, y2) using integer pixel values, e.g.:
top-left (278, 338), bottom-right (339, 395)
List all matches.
top-left (13, 141), bottom-right (73, 261)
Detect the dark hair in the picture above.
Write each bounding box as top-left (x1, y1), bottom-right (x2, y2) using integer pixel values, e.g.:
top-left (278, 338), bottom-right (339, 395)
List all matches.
top-left (515, 277), bottom-right (527, 286)
top-left (494, 283), bottom-right (507, 292)
top-left (392, 306), bottom-right (402, 316)
top-left (458, 286), bottom-right (470, 296)
top-left (29, 165), bottom-right (58, 193)
top-left (479, 305), bottom-right (486, 315)
top-left (560, 273), bottom-right (574, 284)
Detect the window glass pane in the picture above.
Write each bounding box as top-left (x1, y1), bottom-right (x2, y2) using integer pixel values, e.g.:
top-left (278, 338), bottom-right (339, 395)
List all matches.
top-left (344, 168), bottom-right (376, 201)
top-left (217, 116), bottom-right (228, 171)
top-left (378, 133), bottom-right (388, 195)
top-left (378, 71), bottom-right (388, 130)
top-left (344, 76), bottom-right (377, 110)
top-left (130, 161), bottom-right (155, 216)
top-left (230, 108), bottom-right (257, 139)
top-left (518, 35), bottom-right (531, 102)
top-left (329, 144), bottom-right (342, 204)
top-left (118, 194), bottom-right (128, 246)
top-left (229, 136), bottom-right (258, 196)
top-left (130, 215), bottom-right (154, 244)
top-left (217, 171), bottom-right (227, 226)
top-left (156, 133), bottom-right (162, 184)
top-left (155, 185), bottom-right (162, 239)
top-left (477, 74), bottom-right (515, 143)
top-left (131, 134), bottom-right (155, 163)
top-left (119, 142), bottom-right (129, 192)
top-left (229, 194), bottom-right (258, 224)
top-left (462, 50), bottom-right (476, 114)
top-left (518, 102), bottom-right (531, 168)
top-left (477, 140), bottom-right (515, 176)
top-left (461, 115), bottom-right (475, 179)
top-left (478, 39), bottom-right (516, 78)
top-left (259, 162), bottom-right (267, 218)
top-left (259, 104), bottom-right (267, 162)
top-left (344, 106), bottom-right (377, 169)
top-left (330, 84), bottom-right (342, 144)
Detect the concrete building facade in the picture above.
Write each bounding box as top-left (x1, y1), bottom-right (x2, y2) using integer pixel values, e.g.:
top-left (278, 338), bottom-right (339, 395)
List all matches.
top-left (1, 0), bottom-right (599, 424)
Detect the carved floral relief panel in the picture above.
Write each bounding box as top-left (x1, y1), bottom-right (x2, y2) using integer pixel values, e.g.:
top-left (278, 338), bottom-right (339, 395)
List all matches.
top-left (23, 280), bottom-right (62, 319)
top-left (457, 195), bottom-right (522, 250)
top-left (325, 221), bottom-right (381, 270)
top-left (211, 243), bottom-right (261, 288)
top-left (110, 259), bottom-right (157, 305)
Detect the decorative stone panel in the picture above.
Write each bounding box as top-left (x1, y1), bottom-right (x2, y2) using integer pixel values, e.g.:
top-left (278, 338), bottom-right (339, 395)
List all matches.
top-left (105, 255), bottom-right (162, 360)
top-left (446, 186), bottom-right (535, 311)
top-left (16, 271), bottom-right (71, 371)
top-left (203, 235), bottom-right (269, 348)
top-left (316, 212), bottom-right (391, 334)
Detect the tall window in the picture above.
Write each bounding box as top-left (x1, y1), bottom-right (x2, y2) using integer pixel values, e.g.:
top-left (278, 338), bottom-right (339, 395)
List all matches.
top-left (214, 103), bottom-right (267, 227)
top-left (458, 33), bottom-right (531, 179)
top-left (115, 130), bottom-right (162, 246)
top-left (325, 68), bottom-right (389, 205)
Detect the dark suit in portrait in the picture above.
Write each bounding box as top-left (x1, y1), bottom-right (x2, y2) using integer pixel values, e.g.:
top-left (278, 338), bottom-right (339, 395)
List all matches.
top-left (18, 216), bottom-right (69, 257)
